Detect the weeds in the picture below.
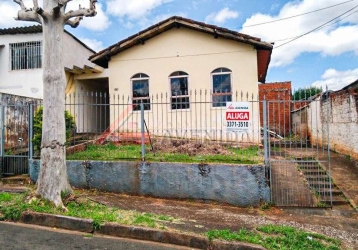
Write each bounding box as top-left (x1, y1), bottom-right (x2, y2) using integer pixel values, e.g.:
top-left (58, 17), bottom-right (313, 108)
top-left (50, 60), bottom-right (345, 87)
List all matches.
top-left (0, 193), bottom-right (12, 202)
top-left (67, 144), bottom-right (262, 164)
top-left (207, 226), bottom-right (341, 250)
top-left (259, 201), bottom-right (273, 210)
top-left (133, 213), bottom-right (156, 228)
top-left (0, 192), bottom-right (176, 230)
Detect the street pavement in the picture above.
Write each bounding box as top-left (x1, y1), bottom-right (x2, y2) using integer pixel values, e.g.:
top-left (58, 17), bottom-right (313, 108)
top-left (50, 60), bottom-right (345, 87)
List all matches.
top-left (0, 222), bottom-right (198, 250)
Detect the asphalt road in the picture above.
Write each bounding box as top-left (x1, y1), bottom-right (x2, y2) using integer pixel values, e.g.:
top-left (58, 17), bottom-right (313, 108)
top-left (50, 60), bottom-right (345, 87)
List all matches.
top-left (0, 222), bottom-right (198, 250)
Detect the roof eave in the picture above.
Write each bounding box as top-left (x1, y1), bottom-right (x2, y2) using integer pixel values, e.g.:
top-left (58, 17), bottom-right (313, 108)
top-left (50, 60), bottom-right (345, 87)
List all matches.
top-left (90, 16), bottom-right (273, 66)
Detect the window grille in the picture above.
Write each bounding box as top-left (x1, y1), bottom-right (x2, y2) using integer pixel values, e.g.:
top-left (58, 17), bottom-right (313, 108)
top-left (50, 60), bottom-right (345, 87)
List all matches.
top-left (132, 73), bottom-right (151, 111)
top-left (10, 41), bottom-right (42, 71)
top-left (170, 71), bottom-right (190, 110)
top-left (212, 67), bottom-right (232, 107)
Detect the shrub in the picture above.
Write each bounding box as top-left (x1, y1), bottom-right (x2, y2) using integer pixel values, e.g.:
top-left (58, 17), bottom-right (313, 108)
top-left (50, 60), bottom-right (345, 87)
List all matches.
top-left (33, 106), bottom-right (75, 155)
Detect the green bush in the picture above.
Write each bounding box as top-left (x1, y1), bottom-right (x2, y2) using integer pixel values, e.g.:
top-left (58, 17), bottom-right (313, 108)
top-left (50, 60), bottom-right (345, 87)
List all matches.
top-left (33, 106), bottom-right (76, 155)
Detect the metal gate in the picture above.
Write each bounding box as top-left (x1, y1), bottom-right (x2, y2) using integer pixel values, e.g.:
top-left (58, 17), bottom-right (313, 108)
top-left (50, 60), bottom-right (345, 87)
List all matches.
top-left (263, 94), bottom-right (332, 207)
top-left (0, 104), bottom-right (34, 177)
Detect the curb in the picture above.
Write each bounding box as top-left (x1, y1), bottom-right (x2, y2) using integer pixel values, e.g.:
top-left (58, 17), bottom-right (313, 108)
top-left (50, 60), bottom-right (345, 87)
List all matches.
top-left (20, 212), bottom-right (93, 233)
top-left (20, 212), bottom-right (266, 250)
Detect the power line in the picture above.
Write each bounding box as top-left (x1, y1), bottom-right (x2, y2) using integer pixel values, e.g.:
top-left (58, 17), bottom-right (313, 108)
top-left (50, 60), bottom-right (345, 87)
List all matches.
top-left (242, 0), bottom-right (356, 28)
top-left (270, 9), bottom-right (358, 42)
top-left (275, 4), bottom-right (358, 48)
top-left (111, 49), bottom-right (255, 62)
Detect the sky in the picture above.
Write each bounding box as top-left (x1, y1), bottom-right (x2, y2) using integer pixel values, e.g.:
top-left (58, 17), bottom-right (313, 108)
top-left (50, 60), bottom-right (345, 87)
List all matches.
top-left (1, 0), bottom-right (358, 91)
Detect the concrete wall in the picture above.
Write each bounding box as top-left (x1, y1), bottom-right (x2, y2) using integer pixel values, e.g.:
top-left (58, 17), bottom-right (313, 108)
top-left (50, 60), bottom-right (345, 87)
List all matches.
top-left (291, 107), bottom-right (308, 139)
top-left (30, 160), bottom-right (270, 207)
top-left (306, 84), bottom-right (358, 160)
top-left (108, 27), bottom-right (261, 142)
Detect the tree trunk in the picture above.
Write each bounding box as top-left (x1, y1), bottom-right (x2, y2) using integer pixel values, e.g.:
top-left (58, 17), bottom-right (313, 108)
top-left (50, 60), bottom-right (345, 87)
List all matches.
top-left (14, 0), bottom-right (97, 208)
top-left (35, 11), bottom-right (72, 208)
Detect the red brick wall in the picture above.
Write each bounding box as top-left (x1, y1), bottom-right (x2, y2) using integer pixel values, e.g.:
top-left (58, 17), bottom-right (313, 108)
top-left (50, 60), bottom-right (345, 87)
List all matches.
top-left (259, 82), bottom-right (292, 135)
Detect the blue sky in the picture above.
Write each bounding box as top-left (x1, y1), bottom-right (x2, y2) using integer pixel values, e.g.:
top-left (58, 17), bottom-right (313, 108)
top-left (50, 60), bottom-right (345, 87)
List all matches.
top-left (1, 0), bottom-right (358, 90)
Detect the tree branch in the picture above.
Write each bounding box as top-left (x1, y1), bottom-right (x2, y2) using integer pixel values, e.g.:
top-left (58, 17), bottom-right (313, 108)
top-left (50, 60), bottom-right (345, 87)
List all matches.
top-left (64, 0), bottom-right (97, 20)
top-left (13, 0), bottom-right (26, 10)
top-left (33, 0), bottom-right (38, 9)
top-left (15, 10), bottom-right (42, 24)
top-left (61, 0), bottom-right (73, 5)
top-left (65, 16), bottom-right (83, 28)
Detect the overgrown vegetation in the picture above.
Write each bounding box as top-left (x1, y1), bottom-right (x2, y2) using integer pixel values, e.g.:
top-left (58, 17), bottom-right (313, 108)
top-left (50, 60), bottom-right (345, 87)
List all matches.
top-left (33, 106), bottom-right (75, 155)
top-left (292, 86), bottom-right (323, 100)
top-left (0, 192), bottom-right (343, 249)
top-left (207, 226), bottom-right (341, 250)
top-left (0, 192), bottom-right (176, 229)
top-left (66, 143), bottom-right (262, 164)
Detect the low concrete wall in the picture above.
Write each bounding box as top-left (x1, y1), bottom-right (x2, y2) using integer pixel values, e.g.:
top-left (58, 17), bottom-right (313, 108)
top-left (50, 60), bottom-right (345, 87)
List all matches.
top-left (30, 160), bottom-right (270, 207)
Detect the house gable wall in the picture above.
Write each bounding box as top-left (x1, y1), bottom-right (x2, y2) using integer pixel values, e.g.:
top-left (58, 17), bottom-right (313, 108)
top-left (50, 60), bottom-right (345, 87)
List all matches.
top-left (108, 27), bottom-right (259, 96)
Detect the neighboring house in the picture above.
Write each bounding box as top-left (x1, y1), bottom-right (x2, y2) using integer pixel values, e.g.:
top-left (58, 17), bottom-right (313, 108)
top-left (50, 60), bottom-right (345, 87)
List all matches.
top-left (86, 16), bottom-right (273, 142)
top-left (0, 25), bottom-right (104, 101)
top-left (292, 79), bottom-right (358, 160)
top-left (259, 82), bottom-right (292, 135)
top-left (0, 26), bottom-right (108, 149)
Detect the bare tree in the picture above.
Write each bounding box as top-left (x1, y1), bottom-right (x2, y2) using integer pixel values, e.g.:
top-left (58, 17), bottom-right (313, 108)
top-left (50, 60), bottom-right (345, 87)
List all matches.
top-left (13, 0), bottom-right (97, 207)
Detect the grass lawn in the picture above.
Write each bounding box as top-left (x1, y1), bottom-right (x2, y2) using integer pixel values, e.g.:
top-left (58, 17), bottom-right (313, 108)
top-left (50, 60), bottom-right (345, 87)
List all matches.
top-left (207, 227), bottom-right (341, 250)
top-left (0, 192), bottom-right (342, 250)
top-left (67, 143), bottom-right (263, 164)
top-left (0, 192), bottom-right (175, 230)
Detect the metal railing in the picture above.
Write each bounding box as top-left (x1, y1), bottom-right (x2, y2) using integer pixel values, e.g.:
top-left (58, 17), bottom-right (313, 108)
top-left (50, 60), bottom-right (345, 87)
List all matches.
top-left (63, 91), bottom-right (264, 164)
top-left (0, 88), bottom-right (333, 207)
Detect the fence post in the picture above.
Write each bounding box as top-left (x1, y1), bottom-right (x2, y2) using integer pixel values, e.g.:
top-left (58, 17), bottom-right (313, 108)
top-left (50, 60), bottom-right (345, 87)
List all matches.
top-left (325, 87), bottom-right (332, 207)
top-left (28, 103), bottom-right (34, 160)
top-left (0, 105), bottom-right (4, 157)
top-left (0, 105), bottom-right (5, 178)
top-left (263, 100), bottom-right (269, 167)
top-left (141, 103), bottom-right (145, 161)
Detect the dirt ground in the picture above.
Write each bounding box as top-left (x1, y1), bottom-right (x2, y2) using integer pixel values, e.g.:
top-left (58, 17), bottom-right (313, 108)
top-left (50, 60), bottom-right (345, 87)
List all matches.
top-left (151, 140), bottom-right (236, 156)
top-left (85, 190), bottom-right (358, 249)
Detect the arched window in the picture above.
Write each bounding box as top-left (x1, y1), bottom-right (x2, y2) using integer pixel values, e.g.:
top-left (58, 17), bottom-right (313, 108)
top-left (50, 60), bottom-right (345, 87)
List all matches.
top-left (131, 73), bottom-right (150, 111)
top-left (169, 71), bottom-right (190, 110)
top-left (211, 68), bottom-right (232, 107)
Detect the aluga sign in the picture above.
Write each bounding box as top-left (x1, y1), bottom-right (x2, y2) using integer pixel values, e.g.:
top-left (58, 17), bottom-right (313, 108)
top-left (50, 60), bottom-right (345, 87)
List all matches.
top-left (225, 102), bottom-right (251, 132)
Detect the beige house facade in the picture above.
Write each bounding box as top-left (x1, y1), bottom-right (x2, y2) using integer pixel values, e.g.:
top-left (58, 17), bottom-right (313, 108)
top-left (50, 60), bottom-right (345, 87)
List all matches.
top-left (87, 16), bottom-right (273, 142)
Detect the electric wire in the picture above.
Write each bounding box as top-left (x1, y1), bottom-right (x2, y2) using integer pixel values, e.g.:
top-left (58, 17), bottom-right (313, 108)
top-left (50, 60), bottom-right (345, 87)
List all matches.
top-left (275, 4), bottom-right (358, 48)
top-left (270, 9), bottom-right (358, 42)
top-left (242, 0), bottom-right (356, 28)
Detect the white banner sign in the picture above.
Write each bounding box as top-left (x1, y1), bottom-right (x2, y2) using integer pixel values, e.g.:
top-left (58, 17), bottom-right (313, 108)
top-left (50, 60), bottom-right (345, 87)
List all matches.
top-left (225, 102), bottom-right (251, 132)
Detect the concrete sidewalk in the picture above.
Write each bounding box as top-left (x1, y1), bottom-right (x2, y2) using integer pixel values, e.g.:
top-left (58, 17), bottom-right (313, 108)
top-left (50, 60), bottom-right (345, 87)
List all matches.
top-left (85, 190), bottom-right (357, 248)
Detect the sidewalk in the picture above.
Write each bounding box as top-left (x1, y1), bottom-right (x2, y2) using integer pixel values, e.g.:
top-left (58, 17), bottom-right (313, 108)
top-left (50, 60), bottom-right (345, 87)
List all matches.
top-left (85, 190), bottom-right (357, 248)
top-left (324, 151), bottom-right (358, 209)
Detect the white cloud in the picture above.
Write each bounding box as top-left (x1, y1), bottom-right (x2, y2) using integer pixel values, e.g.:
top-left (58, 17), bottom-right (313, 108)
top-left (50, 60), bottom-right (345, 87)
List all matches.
top-left (106, 0), bottom-right (172, 20)
top-left (0, 1), bottom-right (110, 31)
top-left (205, 7), bottom-right (239, 24)
top-left (312, 68), bottom-right (358, 91)
top-left (0, 0), bottom-right (42, 28)
top-left (79, 37), bottom-right (105, 52)
top-left (240, 0), bottom-right (358, 67)
top-left (138, 12), bottom-right (187, 27)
